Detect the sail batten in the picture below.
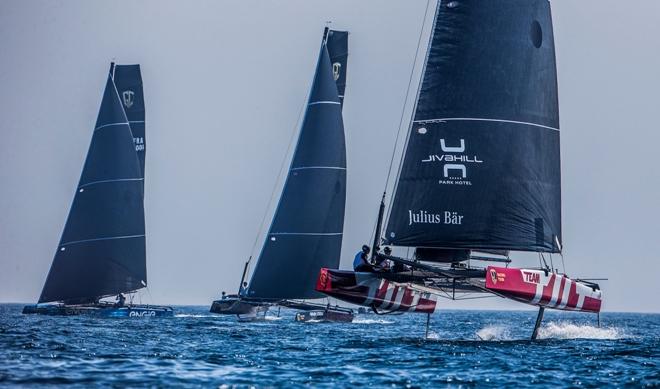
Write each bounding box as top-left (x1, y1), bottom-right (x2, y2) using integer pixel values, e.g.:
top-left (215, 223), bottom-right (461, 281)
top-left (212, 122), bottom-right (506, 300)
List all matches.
top-left (385, 0), bottom-right (561, 253)
top-left (246, 30), bottom-right (348, 300)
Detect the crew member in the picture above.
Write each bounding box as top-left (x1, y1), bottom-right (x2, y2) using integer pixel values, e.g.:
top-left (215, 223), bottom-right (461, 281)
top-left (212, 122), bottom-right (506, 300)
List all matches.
top-left (375, 246), bottom-right (392, 271)
top-left (221, 291), bottom-right (227, 300)
top-left (239, 282), bottom-right (248, 296)
top-left (116, 293), bottom-right (126, 307)
top-left (353, 245), bottom-right (373, 272)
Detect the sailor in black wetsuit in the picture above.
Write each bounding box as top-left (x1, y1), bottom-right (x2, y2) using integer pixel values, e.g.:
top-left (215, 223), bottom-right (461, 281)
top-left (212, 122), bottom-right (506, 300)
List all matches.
top-left (116, 293), bottom-right (126, 307)
top-left (353, 245), bottom-right (373, 272)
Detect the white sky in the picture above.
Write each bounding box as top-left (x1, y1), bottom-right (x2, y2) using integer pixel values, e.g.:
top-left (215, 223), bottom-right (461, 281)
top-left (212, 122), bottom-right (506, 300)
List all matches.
top-left (1, 0), bottom-right (658, 312)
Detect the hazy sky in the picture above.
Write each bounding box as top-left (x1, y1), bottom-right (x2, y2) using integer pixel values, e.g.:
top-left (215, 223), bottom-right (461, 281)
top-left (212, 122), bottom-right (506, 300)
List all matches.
top-left (1, 1), bottom-right (659, 313)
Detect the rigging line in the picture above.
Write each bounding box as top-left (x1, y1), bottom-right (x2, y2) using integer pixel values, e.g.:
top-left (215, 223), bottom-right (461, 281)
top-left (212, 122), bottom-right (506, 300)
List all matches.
top-left (383, 0), bottom-right (434, 194)
top-left (549, 253), bottom-right (555, 273)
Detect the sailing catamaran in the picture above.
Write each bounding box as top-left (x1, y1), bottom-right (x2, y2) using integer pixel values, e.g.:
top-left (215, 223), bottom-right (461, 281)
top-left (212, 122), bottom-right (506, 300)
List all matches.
top-left (316, 0), bottom-right (603, 338)
top-left (23, 63), bottom-right (173, 317)
top-left (210, 28), bottom-right (352, 322)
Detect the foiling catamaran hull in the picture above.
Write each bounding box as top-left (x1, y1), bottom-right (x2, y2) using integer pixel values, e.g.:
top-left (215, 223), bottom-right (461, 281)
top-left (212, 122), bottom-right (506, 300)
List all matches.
top-left (316, 265), bottom-right (602, 315)
top-left (294, 309), bottom-right (353, 323)
top-left (316, 268), bottom-right (437, 314)
top-left (22, 304), bottom-right (173, 317)
top-left (484, 266), bottom-right (602, 313)
top-left (210, 296), bottom-right (355, 323)
top-left (210, 297), bottom-right (268, 316)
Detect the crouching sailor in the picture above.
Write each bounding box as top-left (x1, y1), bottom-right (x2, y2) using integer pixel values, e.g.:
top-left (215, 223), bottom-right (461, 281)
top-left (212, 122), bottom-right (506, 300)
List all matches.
top-left (353, 245), bottom-right (373, 272)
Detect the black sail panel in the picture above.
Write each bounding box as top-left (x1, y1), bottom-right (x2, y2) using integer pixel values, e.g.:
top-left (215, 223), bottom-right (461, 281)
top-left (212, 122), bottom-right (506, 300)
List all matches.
top-left (326, 29), bottom-right (348, 106)
top-left (247, 41), bottom-right (346, 300)
top-left (113, 65), bottom-right (145, 177)
top-left (39, 67), bottom-right (146, 303)
top-left (385, 0), bottom-right (561, 253)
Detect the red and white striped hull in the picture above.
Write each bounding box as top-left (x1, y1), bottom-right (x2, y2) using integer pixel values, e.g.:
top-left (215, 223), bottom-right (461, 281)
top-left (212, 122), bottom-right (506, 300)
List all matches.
top-left (315, 268), bottom-right (437, 314)
top-left (485, 266), bottom-right (602, 313)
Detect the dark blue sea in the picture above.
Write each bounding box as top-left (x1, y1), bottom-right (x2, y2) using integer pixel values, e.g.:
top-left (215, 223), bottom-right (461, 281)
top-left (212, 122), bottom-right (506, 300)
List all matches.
top-left (0, 304), bottom-right (657, 387)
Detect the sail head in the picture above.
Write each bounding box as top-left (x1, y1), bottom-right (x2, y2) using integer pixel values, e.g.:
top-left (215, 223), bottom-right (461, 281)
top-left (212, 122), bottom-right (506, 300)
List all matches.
top-left (113, 64), bottom-right (146, 177)
top-left (385, 0), bottom-right (561, 253)
top-left (325, 29), bottom-right (348, 106)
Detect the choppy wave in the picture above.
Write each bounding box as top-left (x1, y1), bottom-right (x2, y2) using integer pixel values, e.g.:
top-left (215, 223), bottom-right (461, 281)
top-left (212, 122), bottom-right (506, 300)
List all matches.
top-left (538, 322), bottom-right (625, 340)
top-left (475, 325), bottom-right (512, 341)
top-left (3, 305), bottom-right (656, 387)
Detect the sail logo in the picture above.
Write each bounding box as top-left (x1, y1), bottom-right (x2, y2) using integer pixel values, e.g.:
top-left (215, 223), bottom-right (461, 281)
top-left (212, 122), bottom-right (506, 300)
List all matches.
top-left (419, 134), bottom-right (483, 185)
top-left (332, 62), bottom-right (341, 81)
top-left (122, 90), bottom-right (135, 109)
top-left (408, 210), bottom-right (463, 226)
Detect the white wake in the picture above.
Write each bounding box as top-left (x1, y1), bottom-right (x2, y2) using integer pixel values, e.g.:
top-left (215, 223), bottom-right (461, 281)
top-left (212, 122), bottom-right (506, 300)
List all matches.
top-left (537, 322), bottom-right (624, 340)
top-left (352, 318), bottom-right (395, 325)
top-left (264, 315), bottom-right (283, 321)
top-left (475, 325), bottom-right (512, 341)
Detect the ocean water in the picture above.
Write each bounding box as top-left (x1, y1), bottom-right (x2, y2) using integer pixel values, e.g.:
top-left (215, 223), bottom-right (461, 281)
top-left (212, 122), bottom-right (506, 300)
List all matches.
top-left (0, 304), bottom-right (657, 387)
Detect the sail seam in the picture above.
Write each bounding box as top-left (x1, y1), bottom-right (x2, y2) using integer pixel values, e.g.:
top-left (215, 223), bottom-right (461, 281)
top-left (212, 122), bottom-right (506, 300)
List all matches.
top-left (290, 166), bottom-right (345, 171)
top-left (414, 117), bottom-right (559, 131)
top-left (60, 234), bottom-right (145, 247)
top-left (269, 232), bottom-right (343, 236)
top-left (308, 101), bottom-right (341, 106)
top-left (78, 178), bottom-right (144, 189)
top-left (94, 122), bottom-right (129, 131)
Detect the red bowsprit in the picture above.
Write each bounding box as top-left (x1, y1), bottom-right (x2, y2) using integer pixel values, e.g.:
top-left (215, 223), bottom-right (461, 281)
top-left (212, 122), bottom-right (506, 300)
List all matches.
top-left (485, 266), bottom-right (602, 313)
top-left (316, 268), bottom-right (437, 314)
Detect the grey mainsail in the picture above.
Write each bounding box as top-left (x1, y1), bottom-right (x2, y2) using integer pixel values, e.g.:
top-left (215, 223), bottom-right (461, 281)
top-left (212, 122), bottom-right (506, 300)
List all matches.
top-left (385, 0), bottom-right (561, 253)
top-left (246, 30), bottom-right (347, 300)
top-left (39, 64), bottom-right (146, 304)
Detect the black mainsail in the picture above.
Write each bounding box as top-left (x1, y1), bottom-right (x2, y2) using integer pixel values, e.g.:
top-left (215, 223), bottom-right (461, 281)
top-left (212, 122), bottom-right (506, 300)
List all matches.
top-left (385, 0), bottom-right (561, 253)
top-left (245, 29), bottom-right (347, 301)
top-left (39, 64), bottom-right (146, 304)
